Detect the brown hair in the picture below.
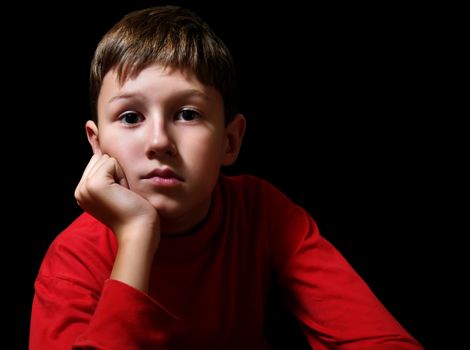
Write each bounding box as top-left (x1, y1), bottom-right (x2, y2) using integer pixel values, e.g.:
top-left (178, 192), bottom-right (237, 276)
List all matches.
top-left (90, 6), bottom-right (237, 124)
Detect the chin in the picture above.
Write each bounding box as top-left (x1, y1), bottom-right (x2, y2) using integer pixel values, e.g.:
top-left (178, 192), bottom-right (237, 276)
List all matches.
top-left (148, 197), bottom-right (183, 219)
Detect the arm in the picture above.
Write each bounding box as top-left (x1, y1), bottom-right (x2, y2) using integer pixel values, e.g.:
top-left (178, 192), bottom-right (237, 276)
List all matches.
top-left (30, 154), bottom-right (168, 349)
top-left (31, 276), bottom-right (177, 350)
top-left (271, 206), bottom-right (423, 349)
top-left (75, 153), bottom-right (159, 292)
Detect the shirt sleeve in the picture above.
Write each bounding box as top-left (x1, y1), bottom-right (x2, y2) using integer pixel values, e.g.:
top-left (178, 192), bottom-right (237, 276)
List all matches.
top-left (270, 202), bottom-right (423, 349)
top-left (30, 276), bottom-right (178, 350)
top-left (29, 217), bottom-right (179, 350)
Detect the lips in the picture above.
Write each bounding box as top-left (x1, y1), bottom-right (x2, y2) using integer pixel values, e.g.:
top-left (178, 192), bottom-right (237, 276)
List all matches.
top-left (143, 168), bottom-right (184, 181)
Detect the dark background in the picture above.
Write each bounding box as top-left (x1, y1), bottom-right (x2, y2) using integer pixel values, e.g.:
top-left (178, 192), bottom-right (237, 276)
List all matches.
top-left (11, 1), bottom-right (461, 349)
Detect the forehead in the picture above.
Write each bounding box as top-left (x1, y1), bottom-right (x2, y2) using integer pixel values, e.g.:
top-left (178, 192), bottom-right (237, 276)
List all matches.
top-left (100, 64), bottom-right (220, 102)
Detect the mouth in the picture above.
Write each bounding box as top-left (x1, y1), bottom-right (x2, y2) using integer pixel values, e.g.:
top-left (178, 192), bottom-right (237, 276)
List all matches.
top-left (142, 168), bottom-right (184, 186)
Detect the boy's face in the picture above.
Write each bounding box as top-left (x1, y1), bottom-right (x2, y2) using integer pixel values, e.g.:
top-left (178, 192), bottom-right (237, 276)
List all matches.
top-left (87, 64), bottom-right (244, 234)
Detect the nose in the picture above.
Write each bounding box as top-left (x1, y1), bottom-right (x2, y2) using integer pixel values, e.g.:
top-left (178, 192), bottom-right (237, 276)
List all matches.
top-left (145, 117), bottom-right (177, 158)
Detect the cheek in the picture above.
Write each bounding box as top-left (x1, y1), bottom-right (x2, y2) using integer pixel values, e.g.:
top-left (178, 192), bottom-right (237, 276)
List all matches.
top-left (183, 132), bottom-right (224, 160)
top-left (100, 135), bottom-right (142, 171)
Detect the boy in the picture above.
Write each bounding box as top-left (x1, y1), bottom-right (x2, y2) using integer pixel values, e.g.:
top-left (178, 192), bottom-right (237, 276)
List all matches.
top-left (30, 6), bottom-right (423, 349)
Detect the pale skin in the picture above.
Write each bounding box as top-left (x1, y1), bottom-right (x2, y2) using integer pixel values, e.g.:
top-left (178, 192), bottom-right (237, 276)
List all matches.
top-left (75, 64), bottom-right (246, 292)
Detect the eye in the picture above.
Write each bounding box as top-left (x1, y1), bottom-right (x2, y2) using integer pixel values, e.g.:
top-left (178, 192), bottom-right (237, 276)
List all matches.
top-left (175, 109), bottom-right (200, 122)
top-left (118, 111), bottom-right (144, 124)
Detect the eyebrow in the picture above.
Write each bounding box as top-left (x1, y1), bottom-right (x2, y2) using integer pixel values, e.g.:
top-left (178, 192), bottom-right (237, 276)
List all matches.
top-left (108, 89), bottom-right (210, 104)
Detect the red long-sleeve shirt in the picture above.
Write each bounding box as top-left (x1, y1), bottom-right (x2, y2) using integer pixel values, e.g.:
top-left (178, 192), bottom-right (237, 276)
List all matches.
top-left (30, 174), bottom-right (422, 349)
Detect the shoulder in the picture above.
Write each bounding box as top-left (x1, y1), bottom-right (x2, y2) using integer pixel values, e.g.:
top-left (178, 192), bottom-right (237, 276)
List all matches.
top-left (218, 174), bottom-right (313, 233)
top-left (219, 175), bottom-right (320, 273)
top-left (49, 212), bottom-right (117, 256)
top-left (36, 212), bottom-right (117, 287)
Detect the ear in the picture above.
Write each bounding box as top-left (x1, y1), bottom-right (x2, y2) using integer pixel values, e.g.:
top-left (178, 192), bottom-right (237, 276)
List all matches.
top-left (85, 120), bottom-right (102, 155)
top-left (222, 114), bottom-right (246, 166)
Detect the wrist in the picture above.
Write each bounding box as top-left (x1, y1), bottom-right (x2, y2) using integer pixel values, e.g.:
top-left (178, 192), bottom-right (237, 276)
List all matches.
top-left (115, 214), bottom-right (160, 246)
top-left (111, 229), bottom-right (159, 293)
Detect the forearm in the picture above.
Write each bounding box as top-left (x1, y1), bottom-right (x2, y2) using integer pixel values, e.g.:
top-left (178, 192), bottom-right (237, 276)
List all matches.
top-left (111, 224), bottom-right (159, 293)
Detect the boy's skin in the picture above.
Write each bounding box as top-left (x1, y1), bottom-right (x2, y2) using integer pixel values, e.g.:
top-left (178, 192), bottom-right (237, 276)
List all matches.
top-left (75, 64), bottom-right (246, 292)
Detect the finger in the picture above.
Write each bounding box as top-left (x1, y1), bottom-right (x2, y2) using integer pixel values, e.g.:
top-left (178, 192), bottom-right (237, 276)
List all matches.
top-left (75, 155), bottom-right (129, 204)
top-left (75, 154), bottom-right (109, 199)
top-left (86, 155), bottom-right (129, 189)
top-left (86, 155), bottom-right (127, 189)
top-left (84, 154), bottom-right (110, 181)
top-left (81, 153), bottom-right (103, 180)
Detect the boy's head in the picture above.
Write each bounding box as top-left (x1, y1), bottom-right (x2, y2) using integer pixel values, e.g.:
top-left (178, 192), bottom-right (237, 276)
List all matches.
top-left (85, 6), bottom-right (246, 234)
top-left (90, 5), bottom-right (237, 125)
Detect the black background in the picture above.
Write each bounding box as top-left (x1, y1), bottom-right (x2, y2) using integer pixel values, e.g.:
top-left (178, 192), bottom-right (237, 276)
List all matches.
top-left (11, 1), bottom-right (462, 349)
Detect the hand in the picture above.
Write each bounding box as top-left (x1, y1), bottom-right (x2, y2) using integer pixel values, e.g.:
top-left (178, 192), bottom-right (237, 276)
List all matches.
top-left (75, 154), bottom-right (159, 246)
